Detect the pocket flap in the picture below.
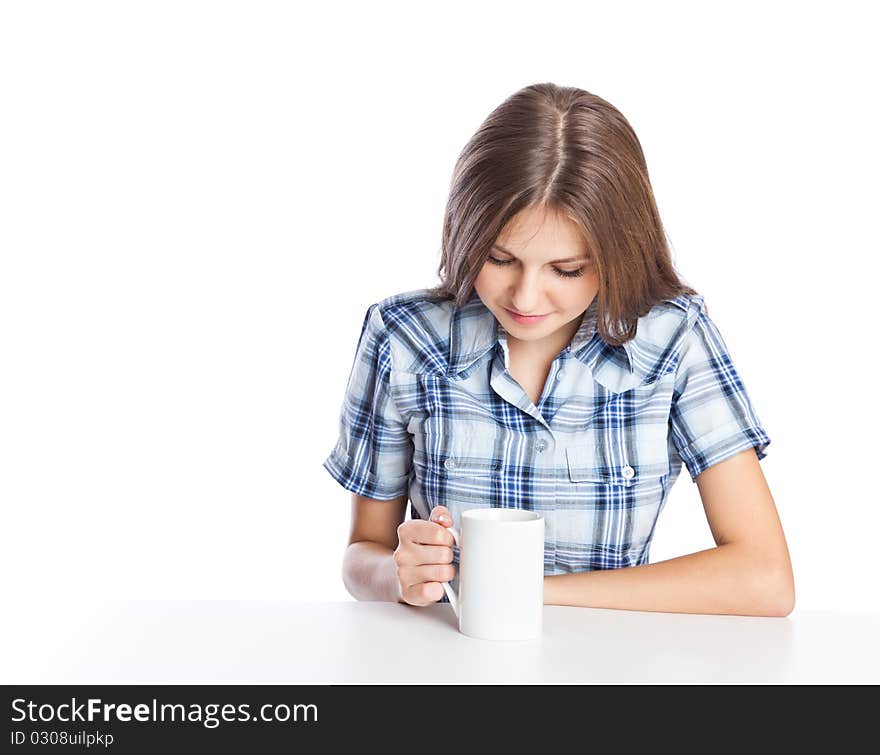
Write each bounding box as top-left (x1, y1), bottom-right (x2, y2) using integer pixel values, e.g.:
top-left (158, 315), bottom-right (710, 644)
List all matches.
top-left (439, 452), bottom-right (501, 477)
top-left (565, 444), bottom-right (635, 486)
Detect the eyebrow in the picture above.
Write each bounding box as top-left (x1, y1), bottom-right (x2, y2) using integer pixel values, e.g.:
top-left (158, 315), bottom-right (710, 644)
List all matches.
top-left (492, 243), bottom-right (590, 264)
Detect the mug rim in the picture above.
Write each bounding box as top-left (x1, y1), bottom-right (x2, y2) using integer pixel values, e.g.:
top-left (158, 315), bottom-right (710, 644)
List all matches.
top-left (461, 508), bottom-right (542, 523)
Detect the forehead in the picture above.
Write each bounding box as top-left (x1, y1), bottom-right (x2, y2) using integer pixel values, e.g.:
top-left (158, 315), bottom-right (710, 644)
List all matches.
top-left (497, 208), bottom-right (589, 255)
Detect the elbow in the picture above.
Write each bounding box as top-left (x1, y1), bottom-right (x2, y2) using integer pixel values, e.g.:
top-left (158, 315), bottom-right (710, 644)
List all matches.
top-left (341, 543), bottom-right (358, 600)
top-left (773, 574), bottom-right (796, 617)
top-left (735, 539), bottom-right (795, 617)
top-left (773, 555), bottom-right (796, 617)
top-left (757, 561), bottom-right (796, 617)
top-left (765, 585), bottom-right (795, 617)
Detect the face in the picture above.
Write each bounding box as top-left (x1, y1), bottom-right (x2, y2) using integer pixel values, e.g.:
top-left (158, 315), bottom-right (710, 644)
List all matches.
top-left (473, 204), bottom-right (599, 357)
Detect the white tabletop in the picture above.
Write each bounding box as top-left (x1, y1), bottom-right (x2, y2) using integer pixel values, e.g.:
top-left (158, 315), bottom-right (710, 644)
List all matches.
top-left (3, 599), bottom-right (878, 684)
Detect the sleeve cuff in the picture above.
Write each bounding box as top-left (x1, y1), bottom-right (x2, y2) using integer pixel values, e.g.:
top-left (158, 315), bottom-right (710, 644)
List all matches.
top-left (677, 420), bottom-right (771, 482)
top-left (322, 447), bottom-right (410, 501)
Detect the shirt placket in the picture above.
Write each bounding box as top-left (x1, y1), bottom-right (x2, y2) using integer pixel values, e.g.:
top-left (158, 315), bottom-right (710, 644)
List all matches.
top-left (488, 339), bottom-right (563, 573)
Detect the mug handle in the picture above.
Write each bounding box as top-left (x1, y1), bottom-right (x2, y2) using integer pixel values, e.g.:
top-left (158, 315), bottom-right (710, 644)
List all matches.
top-left (440, 526), bottom-right (461, 617)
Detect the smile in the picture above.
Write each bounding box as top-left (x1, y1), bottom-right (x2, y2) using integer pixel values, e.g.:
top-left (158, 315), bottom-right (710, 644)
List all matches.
top-left (504, 308), bottom-right (551, 324)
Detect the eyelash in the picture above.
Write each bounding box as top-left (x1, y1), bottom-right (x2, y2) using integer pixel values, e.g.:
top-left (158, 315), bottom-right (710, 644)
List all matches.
top-left (486, 256), bottom-right (586, 278)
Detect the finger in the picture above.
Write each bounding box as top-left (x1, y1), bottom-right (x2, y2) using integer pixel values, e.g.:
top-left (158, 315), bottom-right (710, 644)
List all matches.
top-left (406, 520), bottom-right (455, 546)
top-left (429, 506), bottom-right (452, 526)
top-left (402, 562), bottom-right (457, 586)
top-left (423, 582), bottom-right (445, 603)
top-left (398, 565), bottom-right (456, 604)
top-left (395, 543), bottom-right (454, 567)
top-left (404, 581), bottom-right (445, 606)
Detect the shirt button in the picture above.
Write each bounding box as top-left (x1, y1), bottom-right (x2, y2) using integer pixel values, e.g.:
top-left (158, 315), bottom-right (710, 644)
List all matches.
top-left (535, 438), bottom-right (548, 453)
top-left (444, 458), bottom-right (457, 470)
top-left (622, 465), bottom-right (635, 479)
top-left (556, 369), bottom-right (565, 381)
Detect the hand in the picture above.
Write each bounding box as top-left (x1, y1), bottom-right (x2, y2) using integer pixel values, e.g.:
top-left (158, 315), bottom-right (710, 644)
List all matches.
top-left (393, 505), bottom-right (456, 606)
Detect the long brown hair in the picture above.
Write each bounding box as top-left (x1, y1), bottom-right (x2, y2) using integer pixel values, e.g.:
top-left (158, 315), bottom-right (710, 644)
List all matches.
top-left (425, 82), bottom-right (699, 346)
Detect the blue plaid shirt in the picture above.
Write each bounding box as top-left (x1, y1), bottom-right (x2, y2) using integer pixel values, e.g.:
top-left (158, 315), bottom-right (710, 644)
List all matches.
top-left (324, 288), bottom-right (770, 600)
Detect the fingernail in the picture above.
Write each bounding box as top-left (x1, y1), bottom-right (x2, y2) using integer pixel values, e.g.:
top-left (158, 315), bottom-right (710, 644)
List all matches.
top-left (435, 514), bottom-right (450, 523)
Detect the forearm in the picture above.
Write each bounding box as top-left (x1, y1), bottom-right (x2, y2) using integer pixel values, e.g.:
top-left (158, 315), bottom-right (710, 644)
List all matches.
top-left (543, 543), bottom-right (793, 617)
top-left (343, 540), bottom-right (405, 603)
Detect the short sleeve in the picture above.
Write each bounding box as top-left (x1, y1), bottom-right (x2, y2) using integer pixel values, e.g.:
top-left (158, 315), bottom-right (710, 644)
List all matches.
top-left (669, 305), bottom-right (771, 482)
top-left (323, 303), bottom-right (413, 500)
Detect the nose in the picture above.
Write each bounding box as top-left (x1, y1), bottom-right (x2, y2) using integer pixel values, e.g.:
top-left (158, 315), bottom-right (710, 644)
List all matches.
top-left (509, 268), bottom-right (545, 314)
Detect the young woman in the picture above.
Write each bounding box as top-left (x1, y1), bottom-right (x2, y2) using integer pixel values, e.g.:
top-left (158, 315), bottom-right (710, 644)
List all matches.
top-left (324, 83), bottom-right (794, 617)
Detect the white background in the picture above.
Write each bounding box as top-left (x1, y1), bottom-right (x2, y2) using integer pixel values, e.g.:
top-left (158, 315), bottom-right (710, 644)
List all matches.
top-left (1, 0), bottom-right (877, 613)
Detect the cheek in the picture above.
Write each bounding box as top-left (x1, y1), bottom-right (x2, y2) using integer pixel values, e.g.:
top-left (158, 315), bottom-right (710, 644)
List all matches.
top-left (473, 266), bottom-right (500, 294)
top-left (557, 275), bottom-right (598, 309)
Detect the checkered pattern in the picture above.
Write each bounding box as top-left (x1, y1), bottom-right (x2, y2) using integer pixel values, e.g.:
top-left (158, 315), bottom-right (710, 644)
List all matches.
top-left (324, 288), bottom-right (770, 599)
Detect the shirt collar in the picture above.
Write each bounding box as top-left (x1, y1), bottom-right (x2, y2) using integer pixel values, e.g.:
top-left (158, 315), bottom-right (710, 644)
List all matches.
top-left (447, 291), bottom-right (704, 388)
top-left (447, 292), bottom-right (616, 377)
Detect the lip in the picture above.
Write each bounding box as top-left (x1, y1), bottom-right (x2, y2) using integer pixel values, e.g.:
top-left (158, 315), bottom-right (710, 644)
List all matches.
top-left (504, 307), bottom-right (551, 324)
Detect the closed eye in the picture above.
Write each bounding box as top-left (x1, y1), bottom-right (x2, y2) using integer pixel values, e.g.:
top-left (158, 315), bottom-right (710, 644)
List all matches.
top-left (486, 256), bottom-right (586, 279)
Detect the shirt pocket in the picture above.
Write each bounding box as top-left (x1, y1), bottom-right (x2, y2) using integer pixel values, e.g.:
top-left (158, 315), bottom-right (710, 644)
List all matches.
top-left (554, 429), bottom-right (669, 573)
top-left (411, 425), bottom-right (500, 506)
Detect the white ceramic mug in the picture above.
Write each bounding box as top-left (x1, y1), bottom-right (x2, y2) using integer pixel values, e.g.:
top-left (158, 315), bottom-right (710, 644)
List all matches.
top-left (441, 508), bottom-right (545, 641)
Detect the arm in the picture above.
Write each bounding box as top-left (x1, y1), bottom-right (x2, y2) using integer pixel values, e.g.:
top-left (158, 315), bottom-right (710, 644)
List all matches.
top-left (543, 448), bottom-right (795, 617)
top-left (342, 492), bottom-right (408, 603)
